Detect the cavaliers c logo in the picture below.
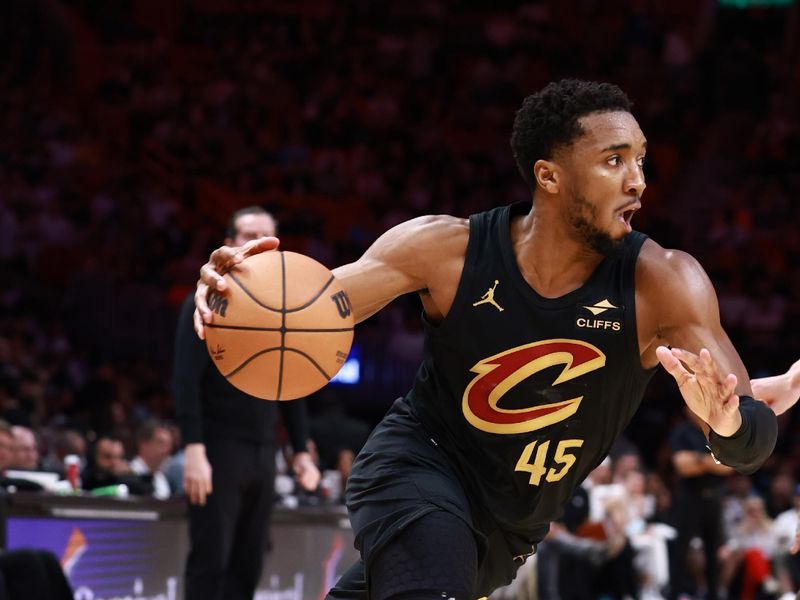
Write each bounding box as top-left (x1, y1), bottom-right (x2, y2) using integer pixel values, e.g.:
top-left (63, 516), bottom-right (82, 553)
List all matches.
top-left (462, 339), bottom-right (606, 434)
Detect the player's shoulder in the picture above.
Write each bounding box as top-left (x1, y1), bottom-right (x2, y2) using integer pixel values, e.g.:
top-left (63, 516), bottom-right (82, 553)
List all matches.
top-left (386, 214), bottom-right (470, 250)
top-left (403, 214), bottom-right (469, 236)
top-left (636, 237), bottom-right (711, 296)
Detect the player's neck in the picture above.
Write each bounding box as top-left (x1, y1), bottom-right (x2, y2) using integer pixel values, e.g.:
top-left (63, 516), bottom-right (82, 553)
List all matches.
top-left (511, 205), bottom-right (604, 299)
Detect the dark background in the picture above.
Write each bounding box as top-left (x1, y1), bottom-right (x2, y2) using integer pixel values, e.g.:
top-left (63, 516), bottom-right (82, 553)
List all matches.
top-left (1, 0), bottom-right (799, 493)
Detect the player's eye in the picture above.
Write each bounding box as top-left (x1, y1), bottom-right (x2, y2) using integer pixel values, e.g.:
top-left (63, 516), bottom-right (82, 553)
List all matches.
top-left (607, 155), bottom-right (622, 166)
top-left (637, 155), bottom-right (646, 168)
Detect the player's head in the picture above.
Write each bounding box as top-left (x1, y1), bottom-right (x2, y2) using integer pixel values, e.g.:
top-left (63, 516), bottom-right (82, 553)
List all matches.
top-left (225, 206), bottom-right (278, 246)
top-left (511, 79), bottom-right (645, 256)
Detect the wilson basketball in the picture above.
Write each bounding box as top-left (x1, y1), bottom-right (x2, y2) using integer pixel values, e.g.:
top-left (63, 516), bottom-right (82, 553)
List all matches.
top-left (204, 251), bottom-right (354, 400)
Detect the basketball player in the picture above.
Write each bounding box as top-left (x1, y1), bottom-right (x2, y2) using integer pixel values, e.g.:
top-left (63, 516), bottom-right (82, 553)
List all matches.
top-left (193, 81), bottom-right (778, 598)
top-left (174, 206), bottom-right (320, 600)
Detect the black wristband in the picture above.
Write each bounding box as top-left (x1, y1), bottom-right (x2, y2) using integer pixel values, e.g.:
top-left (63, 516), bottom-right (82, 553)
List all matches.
top-left (707, 395), bottom-right (777, 474)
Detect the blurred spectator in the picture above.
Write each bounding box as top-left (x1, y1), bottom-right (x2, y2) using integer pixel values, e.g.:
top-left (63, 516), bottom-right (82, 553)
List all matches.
top-left (765, 469), bottom-right (797, 519)
top-left (669, 409), bottom-right (733, 600)
top-left (770, 485), bottom-right (800, 596)
top-left (81, 434), bottom-right (152, 495)
top-left (718, 496), bottom-right (777, 600)
top-left (130, 419), bottom-right (172, 499)
top-left (0, 1), bottom-right (798, 594)
top-left (307, 389), bottom-right (371, 495)
top-left (10, 425), bottom-right (40, 470)
top-left (620, 469), bottom-right (676, 600)
top-left (0, 420), bottom-right (15, 473)
top-left (40, 428), bottom-right (86, 475)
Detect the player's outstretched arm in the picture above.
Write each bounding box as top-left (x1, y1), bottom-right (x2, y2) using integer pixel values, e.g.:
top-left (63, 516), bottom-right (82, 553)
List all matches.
top-left (750, 358), bottom-right (800, 415)
top-left (193, 216), bottom-right (468, 338)
top-left (638, 242), bottom-right (777, 474)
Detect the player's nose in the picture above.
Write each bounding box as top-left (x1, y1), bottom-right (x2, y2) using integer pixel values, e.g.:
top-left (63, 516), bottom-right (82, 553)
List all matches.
top-left (624, 165), bottom-right (646, 197)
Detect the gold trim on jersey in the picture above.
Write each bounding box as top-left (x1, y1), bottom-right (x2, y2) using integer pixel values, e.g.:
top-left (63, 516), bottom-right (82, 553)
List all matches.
top-left (462, 339), bottom-right (606, 434)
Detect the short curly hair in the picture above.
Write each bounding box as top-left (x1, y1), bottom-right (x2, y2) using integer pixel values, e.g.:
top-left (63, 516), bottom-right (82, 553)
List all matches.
top-left (510, 79), bottom-right (633, 189)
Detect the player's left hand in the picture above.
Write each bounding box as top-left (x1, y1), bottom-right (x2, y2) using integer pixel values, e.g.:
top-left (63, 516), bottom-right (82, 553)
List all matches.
top-left (193, 236), bottom-right (280, 339)
top-left (292, 451), bottom-right (321, 492)
top-left (656, 346), bottom-right (742, 437)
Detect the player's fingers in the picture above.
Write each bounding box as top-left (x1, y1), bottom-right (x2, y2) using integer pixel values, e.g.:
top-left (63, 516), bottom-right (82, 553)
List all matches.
top-left (698, 348), bottom-right (725, 383)
top-left (721, 373), bottom-right (738, 402)
top-left (193, 308), bottom-right (206, 340)
top-left (199, 262), bottom-right (227, 292)
top-left (209, 244), bottom-right (243, 268)
top-left (240, 236), bottom-right (280, 258)
top-left (656, 346), bottom-right (691, 386)
top-left (194, 279), bottom-right (217, 330)
top-left (670, 347), bottom-right (700, 372)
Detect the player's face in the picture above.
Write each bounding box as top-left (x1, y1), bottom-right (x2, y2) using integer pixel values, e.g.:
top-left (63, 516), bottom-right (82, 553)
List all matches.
top-left (557, 111), bottom-right (646, 256)
top-left (227, 213), bottom-right (276, 246)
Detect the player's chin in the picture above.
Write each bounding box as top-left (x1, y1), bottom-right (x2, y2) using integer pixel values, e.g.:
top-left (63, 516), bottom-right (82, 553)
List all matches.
top-left (613, 214), bottom-right (633, 235)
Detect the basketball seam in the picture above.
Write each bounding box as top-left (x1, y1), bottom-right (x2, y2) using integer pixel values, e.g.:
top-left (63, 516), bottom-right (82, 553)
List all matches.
top-left (283, 348), bottom-right (332, 381)
top-left (228, 272), bottom-right (282, 313)
top-left (278, 252), bottom-right (286, 400)
top-left (223, 347), bottom-right (282, 378)
top-left (228, 263), bottom-right (335, 314)
top-left (207, 324), bottom-right (354, 332)
top-left (284, 274), bottom-right (336, 312)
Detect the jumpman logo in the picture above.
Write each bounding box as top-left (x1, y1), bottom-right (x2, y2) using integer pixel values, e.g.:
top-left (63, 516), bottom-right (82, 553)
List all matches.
top-left (473, 280), bottom-right (504, 312)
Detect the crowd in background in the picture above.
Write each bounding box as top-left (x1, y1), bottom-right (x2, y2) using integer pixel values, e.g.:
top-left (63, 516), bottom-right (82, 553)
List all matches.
top-left (1, 0), bottom-right (800, 598)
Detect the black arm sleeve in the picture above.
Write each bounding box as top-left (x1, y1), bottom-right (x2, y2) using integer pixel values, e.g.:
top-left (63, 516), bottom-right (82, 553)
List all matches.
top-left (172, 294), bottom-right (209, 445)
top-left (279, 398), bottom-right (310, 454)
top-left (707, 395), bottom-right (777, 474)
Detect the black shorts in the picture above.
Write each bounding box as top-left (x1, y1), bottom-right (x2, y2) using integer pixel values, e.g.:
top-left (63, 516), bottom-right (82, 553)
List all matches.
top-left (337, 398), bottom-right (538, 597)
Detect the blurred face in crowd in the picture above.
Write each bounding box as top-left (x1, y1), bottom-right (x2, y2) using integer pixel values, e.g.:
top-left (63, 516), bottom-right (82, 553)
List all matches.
top-left (0, 430), bottom-right (14, 471)
top-left (11, 426), bottom-right (39, 470)
top-left (612, 452), bottom-right (641, 483)
top-left (623, 469), bottom-right (646, 495)
top-left (96, 438), bottom-right (126, 473)
top-left (588, 459), bottom-right (612, 485)
top-left (138, 426), bottom-right (172, 471)
top-left (226, 213), bottom-right (277, 247)
top-left (548, 111), bottom-right (646, 256)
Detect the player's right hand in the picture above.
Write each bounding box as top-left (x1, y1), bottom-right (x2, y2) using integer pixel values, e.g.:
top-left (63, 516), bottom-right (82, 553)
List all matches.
top-left (194, 236), bottom-right (280, 339)
top-left (183, 443), bottom-right (213, 506)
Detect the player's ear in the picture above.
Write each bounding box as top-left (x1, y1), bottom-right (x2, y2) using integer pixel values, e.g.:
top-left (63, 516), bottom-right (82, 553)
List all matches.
top-left (533, 159), bottom-right (560, 194)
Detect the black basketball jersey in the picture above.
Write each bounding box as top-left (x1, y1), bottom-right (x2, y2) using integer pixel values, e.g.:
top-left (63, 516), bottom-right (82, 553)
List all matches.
top-left (406, 201), bottom-right (655, 538)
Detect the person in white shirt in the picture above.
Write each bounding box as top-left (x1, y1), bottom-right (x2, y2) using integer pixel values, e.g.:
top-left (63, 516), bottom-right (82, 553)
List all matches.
top-left (130, 420), bottom-right (173, 499)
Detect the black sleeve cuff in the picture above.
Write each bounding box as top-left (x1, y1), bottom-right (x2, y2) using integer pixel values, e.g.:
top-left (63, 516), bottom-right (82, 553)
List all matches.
top-left (279, 398), bottom-right (310, 454)
top-left (708, 395), bottom-right (777, 474)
